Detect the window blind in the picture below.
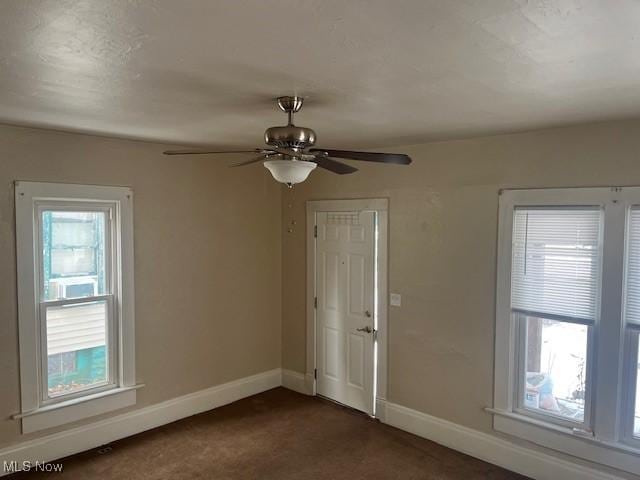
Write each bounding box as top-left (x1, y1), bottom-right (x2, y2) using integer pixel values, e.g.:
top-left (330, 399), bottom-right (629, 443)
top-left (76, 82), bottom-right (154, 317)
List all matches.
top-left (511, 207), bottom-right (602, 323)
top-left (624, 207), bottom-right (640, 326)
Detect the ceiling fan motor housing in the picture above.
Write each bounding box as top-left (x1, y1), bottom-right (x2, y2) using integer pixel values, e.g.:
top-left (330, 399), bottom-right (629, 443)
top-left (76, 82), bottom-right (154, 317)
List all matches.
top-left (264, 125), bottom-right (316, 150)
top-left (264, 96), bottom-right (316, 151)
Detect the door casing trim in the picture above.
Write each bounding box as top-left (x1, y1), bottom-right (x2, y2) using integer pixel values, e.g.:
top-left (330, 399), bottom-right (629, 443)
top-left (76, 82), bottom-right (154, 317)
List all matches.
top-left (306, 198), bottom-right (389, 416)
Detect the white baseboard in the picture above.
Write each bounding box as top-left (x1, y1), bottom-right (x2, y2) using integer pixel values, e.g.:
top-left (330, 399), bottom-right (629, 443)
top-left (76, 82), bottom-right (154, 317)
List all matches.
top-left (2, 370), bottom-right (624, 480)
top-left (304, 373), bottom-right (315, 395)
top-left (281, 369), bottom-right (313, 395)
top-left (375, 397), bottom-right (387, 422)
top-left (382, 401), bottom-right (625, 480)
top-left (0, 368), bottom-right (281, 476)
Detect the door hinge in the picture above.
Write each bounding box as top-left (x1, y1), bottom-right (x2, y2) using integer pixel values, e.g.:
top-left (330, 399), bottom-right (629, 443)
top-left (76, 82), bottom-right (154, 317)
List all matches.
top-left (314, 296), bottom-right (318, 309)
top-left (314, 368), bottom-right (317, 379)
top-left (314, 225), bottom-right (318, 238)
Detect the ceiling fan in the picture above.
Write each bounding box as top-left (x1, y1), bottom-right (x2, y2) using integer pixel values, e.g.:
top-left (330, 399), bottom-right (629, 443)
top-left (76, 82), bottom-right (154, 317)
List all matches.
top-left (163, 96), bottom-right (412, 187)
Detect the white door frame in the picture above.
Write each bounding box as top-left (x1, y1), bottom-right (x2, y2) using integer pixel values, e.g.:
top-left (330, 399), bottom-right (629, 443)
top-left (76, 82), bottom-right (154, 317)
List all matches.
top-left (306, 198), bottom-right (388, 418)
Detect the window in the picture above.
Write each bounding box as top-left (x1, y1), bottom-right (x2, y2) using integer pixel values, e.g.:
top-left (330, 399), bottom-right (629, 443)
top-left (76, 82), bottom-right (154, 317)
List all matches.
top-left (15, 182), bottom-right (137, 433)
top-left (511, 207), bottom-right (600, 429)
top-left (631, 340), bottom-right (640, 437)
top-left (623, 207), bottom-right (640, 446)
top-left (44, 210), bottom-right (110, 399)
top-left (493, 188), bottom-right (640, 476)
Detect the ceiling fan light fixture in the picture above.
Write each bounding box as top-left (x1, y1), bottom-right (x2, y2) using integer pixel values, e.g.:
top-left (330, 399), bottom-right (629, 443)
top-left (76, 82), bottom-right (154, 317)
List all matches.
top-left (263, 159), bottom-right (316, 187)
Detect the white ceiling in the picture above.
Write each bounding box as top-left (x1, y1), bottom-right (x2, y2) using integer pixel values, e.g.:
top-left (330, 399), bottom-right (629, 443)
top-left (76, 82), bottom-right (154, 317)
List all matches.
top-left (1, 0), bottom-right (640, 149)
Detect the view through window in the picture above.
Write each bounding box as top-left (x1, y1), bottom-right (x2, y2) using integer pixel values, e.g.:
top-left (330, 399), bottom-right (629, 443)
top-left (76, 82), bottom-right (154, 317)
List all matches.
top-left (43, 211), bottom-right (108, 397)
top-left (523, 316), bottom-right (588, 422)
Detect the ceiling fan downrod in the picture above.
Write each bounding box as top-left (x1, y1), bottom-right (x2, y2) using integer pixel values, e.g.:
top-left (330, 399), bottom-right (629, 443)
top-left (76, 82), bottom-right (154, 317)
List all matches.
top-left (276, 95), bottom-right (304, 126)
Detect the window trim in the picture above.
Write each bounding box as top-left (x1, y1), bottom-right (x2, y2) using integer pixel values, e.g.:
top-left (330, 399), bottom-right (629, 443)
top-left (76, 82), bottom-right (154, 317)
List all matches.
top-left (15, 181), bottom-right (137, 434)
top-left (493, 187), bottom-right (640, 475)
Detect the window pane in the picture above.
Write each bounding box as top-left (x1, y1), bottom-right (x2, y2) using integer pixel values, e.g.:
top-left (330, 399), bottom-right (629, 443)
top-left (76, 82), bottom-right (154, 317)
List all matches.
top-left (523, 316), bottom-right (588, 423)
top-left (46, 300), bottom-right (108, 397)
top-left (511, 208), bottom-right (602, 322)
top-left (42, 211), bottom-right (106, 300)
top-left (635, 341), bottom-right (640, 437)
top-left (625, 208), bottom-right (640, 327)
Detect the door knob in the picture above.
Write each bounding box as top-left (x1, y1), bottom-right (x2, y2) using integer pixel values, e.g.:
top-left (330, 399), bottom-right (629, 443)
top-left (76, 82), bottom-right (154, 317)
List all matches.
top-left (356, 326), bottom-right (372, 333)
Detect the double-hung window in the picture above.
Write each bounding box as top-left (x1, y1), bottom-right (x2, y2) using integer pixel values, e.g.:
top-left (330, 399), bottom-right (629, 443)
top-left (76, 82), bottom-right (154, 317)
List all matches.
top-left (622, 208), bottom-right (640, 448)
top-left (494, 187), bottom-right (640, 475)
top-left (15, 182), bottom-right (137, 433)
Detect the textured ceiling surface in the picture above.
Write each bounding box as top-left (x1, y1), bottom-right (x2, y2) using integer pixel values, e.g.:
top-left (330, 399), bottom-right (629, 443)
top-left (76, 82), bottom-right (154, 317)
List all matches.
top-left (1, 0), bottom-right (640, 148)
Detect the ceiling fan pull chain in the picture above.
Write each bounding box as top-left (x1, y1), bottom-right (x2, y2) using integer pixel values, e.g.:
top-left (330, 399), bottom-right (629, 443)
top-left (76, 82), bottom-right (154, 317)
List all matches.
top-left (286, 187), bottom-right (296, 233)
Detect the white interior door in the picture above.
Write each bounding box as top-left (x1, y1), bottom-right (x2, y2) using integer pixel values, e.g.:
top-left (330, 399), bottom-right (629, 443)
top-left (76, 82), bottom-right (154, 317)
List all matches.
top-left (316, 210), bottom-right (375, 414)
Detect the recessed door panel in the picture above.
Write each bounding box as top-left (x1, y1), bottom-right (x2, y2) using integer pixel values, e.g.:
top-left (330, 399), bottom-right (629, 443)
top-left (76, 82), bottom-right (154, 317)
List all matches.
top-left (347, 333), bottom-right (365, 388)
top-left (324, 327), bottom-right (341, 380)
top-left (350, 225), bottom-right (365, 243)
top-left (348, 254), bottom-right (365, 315)
top-left (323, 252), bottom-right (339, 312)
top-left (325, 224), bottom-right (339, 241)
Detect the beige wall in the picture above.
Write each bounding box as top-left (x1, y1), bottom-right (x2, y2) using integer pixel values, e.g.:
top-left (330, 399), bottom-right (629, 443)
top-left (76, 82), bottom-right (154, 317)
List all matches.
top-left (0, 124), bottom-right (282, 448)
top-left (281, 120), bottom-right (640, 475)
top-left (3, 118), bottom-right (640, 475)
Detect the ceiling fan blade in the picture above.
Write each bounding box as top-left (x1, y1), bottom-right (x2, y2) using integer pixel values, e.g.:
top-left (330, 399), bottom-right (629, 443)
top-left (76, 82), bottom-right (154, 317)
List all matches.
top-left (230, 155), bottom-right (267, 167)
top-left (309, 149), bottom-right (411, 165)
top-left (313, 156), bottom-right (358, 174)
top-left (163, 148), bottom-right (265, 155)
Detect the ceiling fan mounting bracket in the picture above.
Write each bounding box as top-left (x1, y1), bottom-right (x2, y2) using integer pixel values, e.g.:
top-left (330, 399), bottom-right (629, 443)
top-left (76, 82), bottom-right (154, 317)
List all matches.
top-left (276, 96), bottom-right (304, 115)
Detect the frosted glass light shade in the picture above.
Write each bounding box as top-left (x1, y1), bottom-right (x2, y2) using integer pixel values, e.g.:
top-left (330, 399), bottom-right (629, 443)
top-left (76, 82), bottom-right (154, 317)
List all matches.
top-left (263, 159), bottom-right (316, 186)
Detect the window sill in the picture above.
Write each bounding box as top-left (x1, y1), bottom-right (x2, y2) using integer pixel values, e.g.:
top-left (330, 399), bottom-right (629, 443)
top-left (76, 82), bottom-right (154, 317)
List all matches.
top-left (486, 407), bottom-right (640, 476)
top-left (14, 384), bottom-right (144, 434)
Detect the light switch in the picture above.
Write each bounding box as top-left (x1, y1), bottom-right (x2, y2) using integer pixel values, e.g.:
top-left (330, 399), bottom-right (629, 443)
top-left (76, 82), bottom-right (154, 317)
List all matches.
top-left (390, 293), bottom-right (401, 307)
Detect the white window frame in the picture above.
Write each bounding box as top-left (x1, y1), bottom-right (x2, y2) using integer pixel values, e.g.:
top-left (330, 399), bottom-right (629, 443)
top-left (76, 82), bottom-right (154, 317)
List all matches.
top-left (491, 187), bottom-right (640, 476)
top-left (15, 181), bottom-right (139, 434)
top-left (621, 204), bottom-right (640, 450)
top-left (621, 330), bottom-right (640, 449)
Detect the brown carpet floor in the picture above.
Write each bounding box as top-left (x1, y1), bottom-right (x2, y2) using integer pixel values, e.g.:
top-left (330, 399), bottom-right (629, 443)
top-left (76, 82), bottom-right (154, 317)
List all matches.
top-left (13, 388), bottom-right (529, 479)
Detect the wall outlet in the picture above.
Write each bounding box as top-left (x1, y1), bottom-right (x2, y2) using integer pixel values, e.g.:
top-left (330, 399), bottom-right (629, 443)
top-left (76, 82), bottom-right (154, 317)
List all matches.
top-left (390, 293), bottom-right (401, 307)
